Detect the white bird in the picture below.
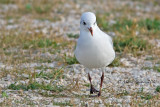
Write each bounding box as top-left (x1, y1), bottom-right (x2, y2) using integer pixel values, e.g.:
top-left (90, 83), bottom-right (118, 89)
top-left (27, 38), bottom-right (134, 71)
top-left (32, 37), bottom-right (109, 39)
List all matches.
top-left (74, 12), bottom-right (115, 96)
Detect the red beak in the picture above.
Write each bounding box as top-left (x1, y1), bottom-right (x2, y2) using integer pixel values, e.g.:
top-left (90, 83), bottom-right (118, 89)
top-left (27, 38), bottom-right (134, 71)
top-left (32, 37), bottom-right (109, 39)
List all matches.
top-left (88, 27), bottom-right (93, 36)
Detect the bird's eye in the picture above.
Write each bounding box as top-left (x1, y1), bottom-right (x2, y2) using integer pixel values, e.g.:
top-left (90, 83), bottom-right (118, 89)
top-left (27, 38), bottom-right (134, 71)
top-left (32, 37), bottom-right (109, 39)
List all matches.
top-left (83, 22), bottom-right (86, 25)
top-left (94, 22), bottom-right (96, 25)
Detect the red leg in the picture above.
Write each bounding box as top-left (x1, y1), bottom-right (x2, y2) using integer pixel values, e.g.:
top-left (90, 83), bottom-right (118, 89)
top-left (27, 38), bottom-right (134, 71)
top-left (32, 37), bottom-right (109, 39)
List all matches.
top-left (98, 72), bottom-right (104, 97)
top-left (88, 73), bottom-right (99, 94)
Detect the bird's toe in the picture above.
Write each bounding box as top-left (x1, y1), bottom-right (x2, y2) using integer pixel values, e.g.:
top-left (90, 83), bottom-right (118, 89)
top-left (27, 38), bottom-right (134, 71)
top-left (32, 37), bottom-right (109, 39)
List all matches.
top-left (90, 86), bottom-right (99, 94)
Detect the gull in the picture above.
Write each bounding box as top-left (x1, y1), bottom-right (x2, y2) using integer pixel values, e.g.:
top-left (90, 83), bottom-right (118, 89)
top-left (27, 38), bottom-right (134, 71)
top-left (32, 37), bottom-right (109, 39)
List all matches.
top-left (74, 12), bottom-right (115, 97)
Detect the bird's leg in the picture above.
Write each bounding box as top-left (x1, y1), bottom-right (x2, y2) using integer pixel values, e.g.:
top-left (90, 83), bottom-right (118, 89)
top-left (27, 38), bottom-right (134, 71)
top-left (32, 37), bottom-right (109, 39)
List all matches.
top-left (88, 73), bottom-right (99, 94)
top-left (98, 72), bottom-right (104, 97)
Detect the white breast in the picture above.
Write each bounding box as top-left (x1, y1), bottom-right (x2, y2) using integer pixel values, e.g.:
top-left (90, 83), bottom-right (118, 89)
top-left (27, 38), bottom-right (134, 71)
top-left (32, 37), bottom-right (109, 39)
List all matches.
top-left (75, 29), bottom-right (115, 69)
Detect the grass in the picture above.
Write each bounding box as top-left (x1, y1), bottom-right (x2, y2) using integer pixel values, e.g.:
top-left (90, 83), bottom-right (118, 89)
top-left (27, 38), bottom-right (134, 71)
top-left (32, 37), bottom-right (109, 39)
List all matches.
top-left (138, 19), bottom-right (160, 31)
top-left (142, 65), bottom-right (160, 72)
top-left (153, 66), bottom-right (160, 72)
top-left (36, 68), bottom-right (64, 80)
top-left (35, 66), bottom-right (53, 70)
top-left (53, 101), bottom-right (73, 106)
top-left (0, 0), bottom-right (160, 106)
top-left (117, 90), bottom-right (129, 96)
top-left (23, 38), bottom-right (57, 49)
top-left (1, 0), bottom-right (62, 22)
top-left (145, 56), bottom-right (155, 60)
top-left (141, 94), bottom-right (152, 100)
top-left (34, 4), bottom-right (52, 14)
top-left (2, 91), bottom-right (8, 98)
top-left (67, 33), bottom-right (79, 39)
top-left (0, 31), bottom-right (74, 64)
top-left (136, 87), bottom-right (153, 100)
top-left (7, 67), bottom-right (65, 93)
top-left (20, 3), bottom-right (53, 15)
top-left (8, 82), bottom-right (65, 92)
top-left (113, 36), bottom-right (149, 53)
top-left (109, 56), bottom-right (122, 67)
top-left (96, 16), bottom-right (160, 55)
top-left (83, 83), bottom-right (90, 87)
top-left (0, 0), bottom-right (14, 4)
top-left (64, 55), bottom-right (79, 65)
top-left (156, 86), bottom-right (160, 92)
top-left (97, 14), bottom-right (160, 33)
top-left (20, 1), bottom-right (52, 15)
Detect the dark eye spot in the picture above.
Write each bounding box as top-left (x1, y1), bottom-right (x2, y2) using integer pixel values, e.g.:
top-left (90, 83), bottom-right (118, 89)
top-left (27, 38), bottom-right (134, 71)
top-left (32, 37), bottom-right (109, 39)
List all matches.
top-left (94, 22), bottom-right (96, 25)
top-left (83, 22), bottom-right (86, 25)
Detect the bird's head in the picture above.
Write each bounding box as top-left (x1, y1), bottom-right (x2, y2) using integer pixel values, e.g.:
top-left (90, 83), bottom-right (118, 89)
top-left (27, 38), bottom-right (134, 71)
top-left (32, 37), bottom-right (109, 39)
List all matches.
top-left (80, 12), bottom-right (97, 36)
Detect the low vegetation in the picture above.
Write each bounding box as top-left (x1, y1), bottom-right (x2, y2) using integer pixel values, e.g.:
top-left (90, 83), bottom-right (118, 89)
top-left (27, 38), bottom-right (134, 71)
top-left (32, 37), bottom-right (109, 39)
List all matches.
top-left (67, 33), bottom-right (79, 39)
top-left (64, 55), bottom-right (79, 65)
top-left (8, 82), bottom-right (65, 92)
top-left (53, 101), bottom-right (73, 106)
top-left (36, 68), bottom-right (64, 80)
top-left (156, 86), bottom-right (160, 92)
top-left (97, 16), bottom-right (158, 56)
top-left (0, 0), bottom-right (160, 106)
top-left (109, 56), bottom-right (122, 67)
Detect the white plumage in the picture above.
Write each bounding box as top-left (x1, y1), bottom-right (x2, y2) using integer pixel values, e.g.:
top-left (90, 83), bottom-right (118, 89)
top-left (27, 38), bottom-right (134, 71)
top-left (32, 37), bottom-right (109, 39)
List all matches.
top-left (75, 12), bottom-right (115, 69)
